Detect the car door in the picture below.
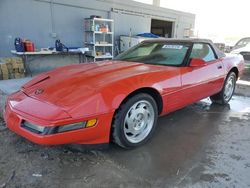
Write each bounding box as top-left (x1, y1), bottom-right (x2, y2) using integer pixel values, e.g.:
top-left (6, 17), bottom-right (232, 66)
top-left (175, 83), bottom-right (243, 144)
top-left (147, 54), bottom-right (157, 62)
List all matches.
top-left (180, 43), bottom-right (225, 105)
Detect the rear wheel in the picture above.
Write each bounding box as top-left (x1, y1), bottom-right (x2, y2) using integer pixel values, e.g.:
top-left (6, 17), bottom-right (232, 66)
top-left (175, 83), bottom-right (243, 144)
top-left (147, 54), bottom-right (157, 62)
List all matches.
top-left (112, 94), bottom-right (158, 149)
top-left (210, 72), bottom-right (236, 104)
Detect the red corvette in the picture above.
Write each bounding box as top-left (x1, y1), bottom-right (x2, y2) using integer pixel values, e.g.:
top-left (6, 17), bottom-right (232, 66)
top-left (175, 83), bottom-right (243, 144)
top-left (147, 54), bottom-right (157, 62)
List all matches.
top-left (4, 39), bottom-right (244, 148)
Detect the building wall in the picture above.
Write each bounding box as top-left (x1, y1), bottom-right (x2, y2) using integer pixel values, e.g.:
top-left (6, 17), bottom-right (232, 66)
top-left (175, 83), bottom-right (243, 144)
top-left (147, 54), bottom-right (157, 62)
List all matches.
top-left (0, 0), bottom-right (195, 57)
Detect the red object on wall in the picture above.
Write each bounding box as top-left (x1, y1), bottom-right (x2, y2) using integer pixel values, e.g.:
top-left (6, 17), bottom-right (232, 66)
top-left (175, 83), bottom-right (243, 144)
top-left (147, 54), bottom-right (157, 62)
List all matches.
top-left (24, 41), bottom-right (35, 52)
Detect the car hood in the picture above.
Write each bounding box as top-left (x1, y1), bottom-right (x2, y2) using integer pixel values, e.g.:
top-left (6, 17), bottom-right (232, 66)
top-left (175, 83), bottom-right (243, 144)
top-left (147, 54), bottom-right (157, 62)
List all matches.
top-left (21, 61), bottom-right (170, 109)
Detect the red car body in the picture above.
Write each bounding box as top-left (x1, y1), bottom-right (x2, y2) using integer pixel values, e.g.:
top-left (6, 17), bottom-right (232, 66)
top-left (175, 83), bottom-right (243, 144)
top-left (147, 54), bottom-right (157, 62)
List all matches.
top-left (4, 39), bottom-right (245, 146)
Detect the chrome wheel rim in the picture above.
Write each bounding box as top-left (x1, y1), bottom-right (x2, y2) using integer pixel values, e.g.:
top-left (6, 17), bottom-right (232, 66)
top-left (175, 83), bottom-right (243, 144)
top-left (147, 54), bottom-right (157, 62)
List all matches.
top-left (124, 100), bottom-right (155, 144)
top-left (224, 75), bottom-right (235, 101)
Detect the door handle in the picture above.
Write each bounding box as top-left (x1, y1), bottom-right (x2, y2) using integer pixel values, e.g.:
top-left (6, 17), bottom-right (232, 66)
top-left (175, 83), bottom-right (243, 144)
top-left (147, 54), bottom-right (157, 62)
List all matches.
top-left (217, 65), bottom-right (222, 69)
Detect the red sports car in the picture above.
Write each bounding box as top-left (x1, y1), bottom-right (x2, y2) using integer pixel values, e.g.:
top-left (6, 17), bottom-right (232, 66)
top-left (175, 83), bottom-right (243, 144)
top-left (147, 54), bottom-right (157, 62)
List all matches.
top-left (4, 39), bottom-right (244, 148)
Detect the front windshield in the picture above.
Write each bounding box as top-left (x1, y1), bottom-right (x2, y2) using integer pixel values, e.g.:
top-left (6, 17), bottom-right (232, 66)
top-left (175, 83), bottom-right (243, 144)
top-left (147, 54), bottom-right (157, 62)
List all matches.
top-left (115, 42), bottom-right (191, 66)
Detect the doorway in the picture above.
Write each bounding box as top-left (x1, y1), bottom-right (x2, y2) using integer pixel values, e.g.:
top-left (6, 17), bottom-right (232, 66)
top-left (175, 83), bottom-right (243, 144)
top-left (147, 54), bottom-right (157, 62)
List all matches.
top-left (151, 19), bottom-right (173, 38)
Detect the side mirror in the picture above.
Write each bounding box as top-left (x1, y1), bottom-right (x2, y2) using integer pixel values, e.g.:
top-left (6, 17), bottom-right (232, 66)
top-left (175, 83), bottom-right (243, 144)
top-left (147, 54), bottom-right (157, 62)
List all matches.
top-left (189, 58), bottom-right (206, 67)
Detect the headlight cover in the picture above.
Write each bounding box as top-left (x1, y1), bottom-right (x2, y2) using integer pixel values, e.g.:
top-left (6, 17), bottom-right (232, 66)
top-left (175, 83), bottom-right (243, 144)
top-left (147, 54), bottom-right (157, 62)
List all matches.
top-left (22, 121), bottom-right (46, 134)
top-left (57, 122), bottom-right (86, 133)
top-left (21, 119), bottom-right (97, 135)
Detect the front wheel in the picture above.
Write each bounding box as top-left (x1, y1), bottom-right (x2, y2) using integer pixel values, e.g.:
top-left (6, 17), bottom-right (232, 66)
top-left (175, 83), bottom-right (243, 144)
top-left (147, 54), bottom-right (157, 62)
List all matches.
top-left (210, 72), bottom-right (236, 104)
top-left (112, 93), bottom-right (158, 149)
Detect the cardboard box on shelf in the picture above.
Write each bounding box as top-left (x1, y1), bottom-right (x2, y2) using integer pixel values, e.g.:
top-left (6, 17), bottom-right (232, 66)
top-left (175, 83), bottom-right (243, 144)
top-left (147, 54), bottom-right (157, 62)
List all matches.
top-left (96, 51), bottom-right (103, 56)
top-left (99, 41), bottom-right (108, 44)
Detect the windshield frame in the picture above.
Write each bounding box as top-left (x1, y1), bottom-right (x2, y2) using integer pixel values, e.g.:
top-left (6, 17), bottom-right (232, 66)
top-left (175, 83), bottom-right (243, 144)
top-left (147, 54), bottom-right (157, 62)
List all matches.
top-left (115, 41), bottom-right (193, 67)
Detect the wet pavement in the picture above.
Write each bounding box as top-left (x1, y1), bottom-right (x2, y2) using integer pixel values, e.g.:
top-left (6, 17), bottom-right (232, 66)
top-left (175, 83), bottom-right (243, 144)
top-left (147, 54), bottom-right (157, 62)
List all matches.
top-left (0, 95), bottom-right (249, 187)
top-left (106, 96), bottom-right (250, 187)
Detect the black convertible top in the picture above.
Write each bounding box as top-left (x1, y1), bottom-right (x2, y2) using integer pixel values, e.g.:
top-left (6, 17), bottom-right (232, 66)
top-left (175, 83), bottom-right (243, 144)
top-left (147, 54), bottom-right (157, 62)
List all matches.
top-left (143, 38), bottom-right (226, 59)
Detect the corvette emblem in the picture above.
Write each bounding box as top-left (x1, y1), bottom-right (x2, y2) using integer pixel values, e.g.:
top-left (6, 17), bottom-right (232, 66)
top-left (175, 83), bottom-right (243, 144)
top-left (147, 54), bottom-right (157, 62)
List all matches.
top-left (34, 88), bottom-right (44, 95)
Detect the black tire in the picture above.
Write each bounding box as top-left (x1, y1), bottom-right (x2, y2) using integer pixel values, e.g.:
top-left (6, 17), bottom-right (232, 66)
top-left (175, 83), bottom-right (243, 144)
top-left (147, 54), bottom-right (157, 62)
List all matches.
top-left (210, 72), bottom-right (236, 105)
top-left (112, 93), bottom-right (158, 149)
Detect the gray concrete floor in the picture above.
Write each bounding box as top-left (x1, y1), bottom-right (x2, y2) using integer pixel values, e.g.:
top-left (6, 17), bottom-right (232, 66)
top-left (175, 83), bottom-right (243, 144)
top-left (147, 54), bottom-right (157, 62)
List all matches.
top-left (0, 65), bottom-right (249, 187)
top-left (0, 77), bottom-right (32, 95)
top-left (0, 95), bottom-right (249, 187)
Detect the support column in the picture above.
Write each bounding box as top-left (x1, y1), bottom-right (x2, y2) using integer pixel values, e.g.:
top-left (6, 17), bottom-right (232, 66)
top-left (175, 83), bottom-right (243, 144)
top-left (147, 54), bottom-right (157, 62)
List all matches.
top-left (153, 0), bottom-right (160, 6)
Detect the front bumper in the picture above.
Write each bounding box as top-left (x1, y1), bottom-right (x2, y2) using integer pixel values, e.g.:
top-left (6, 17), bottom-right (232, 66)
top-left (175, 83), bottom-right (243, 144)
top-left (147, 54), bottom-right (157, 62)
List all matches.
top-left (4, 99), bottom-right (114, 145)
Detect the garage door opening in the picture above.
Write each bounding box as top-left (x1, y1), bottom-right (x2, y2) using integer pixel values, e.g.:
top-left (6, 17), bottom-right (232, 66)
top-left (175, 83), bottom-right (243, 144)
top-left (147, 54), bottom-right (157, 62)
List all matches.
top-left (151, 19), bottom-right (173, 38)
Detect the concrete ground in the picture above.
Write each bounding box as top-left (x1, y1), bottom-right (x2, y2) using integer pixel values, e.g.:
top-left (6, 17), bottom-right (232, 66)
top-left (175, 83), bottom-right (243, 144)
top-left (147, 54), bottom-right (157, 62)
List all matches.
top-left (0, 77), bottom-right (32, 95)
top-left (0, 64), bottom-right (249, 188)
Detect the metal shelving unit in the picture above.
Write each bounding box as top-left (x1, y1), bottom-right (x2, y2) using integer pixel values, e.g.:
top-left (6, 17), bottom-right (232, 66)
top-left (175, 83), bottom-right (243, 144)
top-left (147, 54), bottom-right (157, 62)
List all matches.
top-left (84, 18), bottom-right (114, 61)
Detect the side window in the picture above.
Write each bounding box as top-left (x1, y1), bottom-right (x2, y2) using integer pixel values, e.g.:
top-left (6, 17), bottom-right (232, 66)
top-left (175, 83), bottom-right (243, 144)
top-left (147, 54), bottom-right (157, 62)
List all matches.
top-left (190, 43), bottom-right (216, 62)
